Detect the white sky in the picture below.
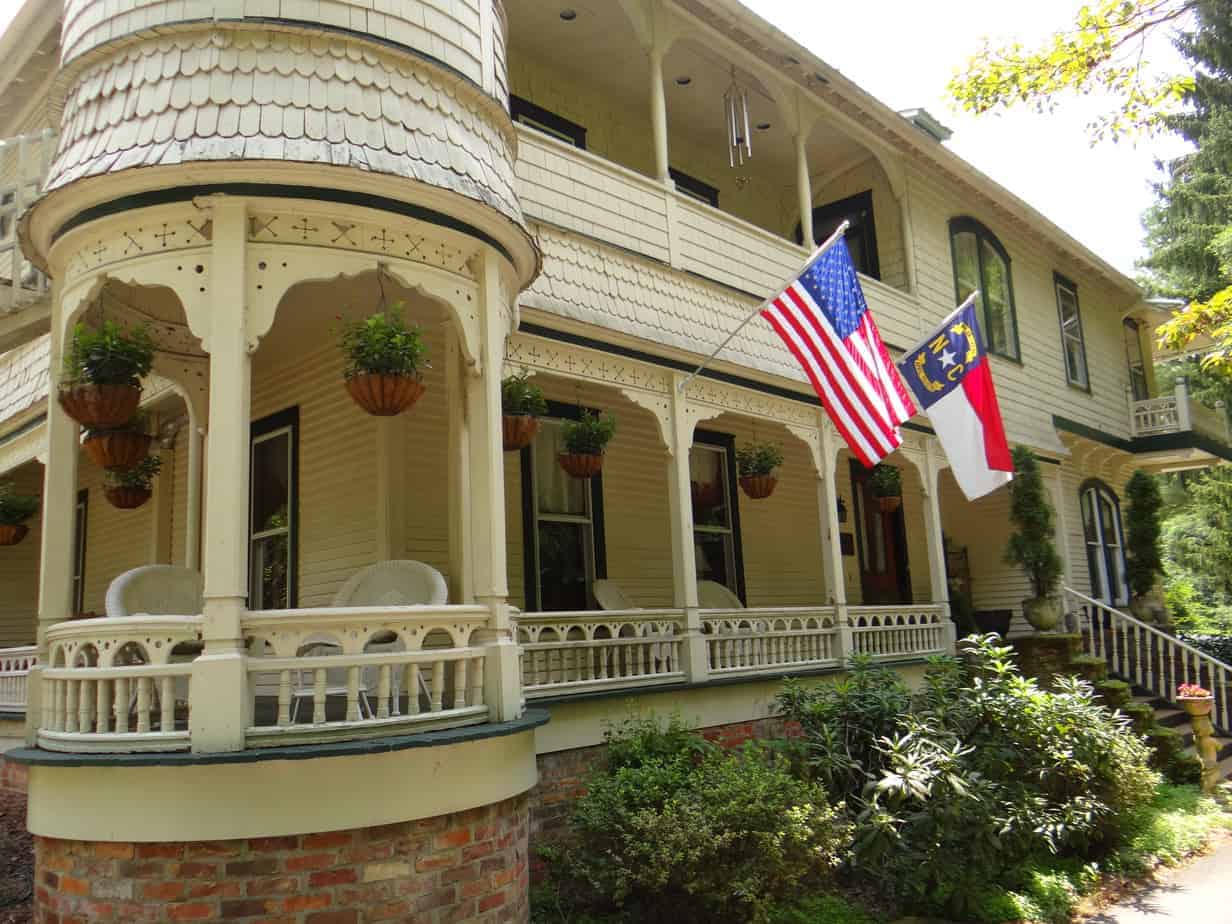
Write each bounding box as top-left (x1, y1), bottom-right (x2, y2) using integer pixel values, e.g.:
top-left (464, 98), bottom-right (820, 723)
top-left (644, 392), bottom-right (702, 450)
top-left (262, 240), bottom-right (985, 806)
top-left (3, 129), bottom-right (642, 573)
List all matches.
top-left (742, 0), bottom-right (1194, 278)
top-left (0, 0), bottom-right (1191, 277)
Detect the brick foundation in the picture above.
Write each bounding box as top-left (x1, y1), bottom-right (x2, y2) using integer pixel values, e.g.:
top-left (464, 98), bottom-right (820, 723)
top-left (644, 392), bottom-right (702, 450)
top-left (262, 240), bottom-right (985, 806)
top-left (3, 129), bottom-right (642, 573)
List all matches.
top-left (0, 752), bottom-right (27, 795)
top-left (33, 793), bottom-right (528, 923)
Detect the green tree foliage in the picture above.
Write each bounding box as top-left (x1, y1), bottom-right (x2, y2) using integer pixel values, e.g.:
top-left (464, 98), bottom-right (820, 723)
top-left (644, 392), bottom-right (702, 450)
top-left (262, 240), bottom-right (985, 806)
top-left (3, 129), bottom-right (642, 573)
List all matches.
top-left (1161, 467), bottom-right (1232, 630)
top-left (1005, 446), bottom-right (1064, 600)
top-left (1126, 471), bottom-right (1165, 597)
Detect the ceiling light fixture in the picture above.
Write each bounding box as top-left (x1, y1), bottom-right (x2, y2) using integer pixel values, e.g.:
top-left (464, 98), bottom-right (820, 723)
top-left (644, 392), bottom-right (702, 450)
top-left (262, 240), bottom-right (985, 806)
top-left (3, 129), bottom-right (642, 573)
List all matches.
top-left (755, 121), bottom-right (771, 131)
top-left (724, 66), bottom-right (752, 167)
top-left (675, 75), bottom-right (692, 86)
top-left (559, 8), bottom-right (577, 21)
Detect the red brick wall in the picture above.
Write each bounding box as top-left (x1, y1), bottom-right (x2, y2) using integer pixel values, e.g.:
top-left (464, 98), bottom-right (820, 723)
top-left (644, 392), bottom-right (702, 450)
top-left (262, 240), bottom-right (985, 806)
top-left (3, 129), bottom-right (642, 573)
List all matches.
top-left (34, 793), bottom-right (528, 923)
top-left (0, 753), bottom-right (27, 795)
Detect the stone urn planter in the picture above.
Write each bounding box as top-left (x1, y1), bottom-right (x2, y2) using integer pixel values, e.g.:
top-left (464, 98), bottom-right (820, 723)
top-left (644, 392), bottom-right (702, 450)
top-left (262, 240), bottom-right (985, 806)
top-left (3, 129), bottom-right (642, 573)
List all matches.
top-left (58, 383), bottom-right (142, 429)
top-left (502, 415), bottom-right (539, 452)
top-left (344, 373), bottom-right (425, 417)
top-left (0, 524), bottom-right (29, 546)
top-left (104, 486), bottom-right (152, 510)
top-left (739, 474), bottom-right (777, 500)
top-left (558, 452), bottom-right (604, 479)
top-left (1177, 684), bottom-right (1214, 719)
top-left (83, 428), bottom-right (153, 470)
top-left (1022, 596), bottom-right (1062, 632)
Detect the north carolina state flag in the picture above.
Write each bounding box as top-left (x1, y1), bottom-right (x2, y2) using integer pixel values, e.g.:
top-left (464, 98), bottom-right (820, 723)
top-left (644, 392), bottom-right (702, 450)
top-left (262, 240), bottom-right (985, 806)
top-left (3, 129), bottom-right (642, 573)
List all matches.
top-left (897, 299), bottom-right (1013, 500)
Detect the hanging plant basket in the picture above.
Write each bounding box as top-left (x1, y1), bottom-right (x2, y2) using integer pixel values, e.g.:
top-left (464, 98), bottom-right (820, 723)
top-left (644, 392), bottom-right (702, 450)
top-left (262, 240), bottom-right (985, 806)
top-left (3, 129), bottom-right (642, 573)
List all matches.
top-left (502, 415), bottom-right (540, 452)
top-left (344, 373), bottom-right (425, 417)
top-left (739, 474), bottom-right (777, 500)
top-left (0, 524), bottom-right (29, 546)
top-left (83, 429), bottom-right (153, 470)
top-left (559, 452), bottom-right (604, 479)
top-left (877, 496), bottom-right (902, 513)
top-left (692, 481), bottom-right (723, 508)
top-left (58, 383), bottom-right (142, 429)
top-left (104, 486), bottom-right (152, 510)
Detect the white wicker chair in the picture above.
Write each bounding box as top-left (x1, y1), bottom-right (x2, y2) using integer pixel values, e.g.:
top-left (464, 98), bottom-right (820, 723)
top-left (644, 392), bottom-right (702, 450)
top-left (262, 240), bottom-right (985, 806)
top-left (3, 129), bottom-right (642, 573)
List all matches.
top-left (592, 580), bottom-right (639, 611)
top-left (105, 565), bottom-right (203, 619)
top-left (697, 580), bottom-right (744, 610)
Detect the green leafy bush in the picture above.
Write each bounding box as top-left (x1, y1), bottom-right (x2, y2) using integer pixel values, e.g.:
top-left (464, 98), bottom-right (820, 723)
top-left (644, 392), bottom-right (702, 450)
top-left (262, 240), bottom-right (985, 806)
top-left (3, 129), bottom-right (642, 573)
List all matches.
top-left (63, 321), bottom-right (155, 387)
top-left (104, 455), bottom-right (163, 491)
top-left (337, 305), bottom-right (427, 379)
top-left (1126, 470), bottom-right (1164, 598)
top-left (868, 464), bottom-right (901, 498)
top-left (1005, 446), bottom-right (1063, 599)
top-left (0, 481), bottom-right (39, 526)
top-left (1180, 631), bottom-right (1232, 662)
top-left (551, 718), bottom-right (850, 924)
top-left (501, 370), bottom-right (548, 416)
top-left (768, 895), bottom-right (878, 924)
top-left (561, 411), bottom-right (616, 455)
top-left (736, 442), bottom-right (785, 477)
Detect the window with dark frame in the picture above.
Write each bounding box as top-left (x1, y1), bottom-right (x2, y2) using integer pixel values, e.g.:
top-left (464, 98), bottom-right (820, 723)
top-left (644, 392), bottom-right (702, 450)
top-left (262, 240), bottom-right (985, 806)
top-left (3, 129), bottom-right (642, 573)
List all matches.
top-left (72, 489), bottom-right (88, 615)
top-left (1080, 480), bottom-right (1128, 607)
top-left (249, 408), bottom-right (298, 610)
top-left (949, 217), bottom-right (1020, 360)
top-left (669, 168), bottom-right (720, 208)
top-left (510, 95), bottom-right (587, 149)
top-left (1054, 274), bottom-right (1089, 389)
top-left (689, 431), bottom-right (745, 603)
top-left (797, 190), bottom-right (881, 280)
top-left (1123, 319), bottom-right (1150, 401)
top-left (520, 402), bottom-right (607, 612)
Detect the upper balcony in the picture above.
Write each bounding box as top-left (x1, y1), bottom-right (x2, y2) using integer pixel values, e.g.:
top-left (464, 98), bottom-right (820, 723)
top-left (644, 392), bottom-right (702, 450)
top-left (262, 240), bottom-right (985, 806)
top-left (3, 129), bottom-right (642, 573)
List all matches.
top-left (0, 129), bottom-right (54, 352)
top-left (1130, 378), bottom-right (1232, 471)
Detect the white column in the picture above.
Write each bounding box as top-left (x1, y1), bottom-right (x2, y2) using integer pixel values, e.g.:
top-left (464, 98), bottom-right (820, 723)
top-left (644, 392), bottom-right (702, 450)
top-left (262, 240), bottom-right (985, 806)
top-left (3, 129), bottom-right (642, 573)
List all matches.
top-left (189, 197), bottom-right (251, 753)
top-left (817, 418), bottom-right (847, 609)
top-left (649, 42), bottom-right (670, 182)
top-left (446, 326), bottom-right (473, 605)
top-left (468, 248), bottom-right (520, 722)
top-left (185, 421), bottom-right (203, 572)
top-left (29, 305), bottom-right (79, 744)
top-left (1175, 377), bottom-right (1192, 431)
top-left (919, 442), bottom-right (955, 652)
top-left (795, 130), bottom-right (814, 247)
top-left (667, 376), bottom-right (706, 682)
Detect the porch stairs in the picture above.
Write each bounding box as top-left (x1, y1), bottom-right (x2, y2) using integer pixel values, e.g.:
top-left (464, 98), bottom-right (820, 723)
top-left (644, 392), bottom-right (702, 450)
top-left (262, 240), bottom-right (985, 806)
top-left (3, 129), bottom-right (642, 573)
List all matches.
top-left (1134, 694), bottom-right (1232, 786)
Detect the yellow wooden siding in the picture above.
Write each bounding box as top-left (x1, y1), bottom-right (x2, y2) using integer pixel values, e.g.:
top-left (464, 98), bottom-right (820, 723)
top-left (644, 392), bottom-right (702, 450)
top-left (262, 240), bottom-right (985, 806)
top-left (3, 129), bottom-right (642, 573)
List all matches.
top-left (814, 158), bottom-right (907, 293)
top-left (0, 462), bottom-right (42, 645)
top-left (78, 456), bottom-right (153, 615)
top-left (169, 430), bottom-right (189, 567)
top-left (938, 467), bottom-right (1026, 618)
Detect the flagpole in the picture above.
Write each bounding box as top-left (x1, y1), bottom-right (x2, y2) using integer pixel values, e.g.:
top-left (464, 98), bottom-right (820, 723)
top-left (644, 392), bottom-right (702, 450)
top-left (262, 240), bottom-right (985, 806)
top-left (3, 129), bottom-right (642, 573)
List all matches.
top-left (897, 290), bottom-right (980, 358)
top-left (676, 219), bottom-right (851, 394)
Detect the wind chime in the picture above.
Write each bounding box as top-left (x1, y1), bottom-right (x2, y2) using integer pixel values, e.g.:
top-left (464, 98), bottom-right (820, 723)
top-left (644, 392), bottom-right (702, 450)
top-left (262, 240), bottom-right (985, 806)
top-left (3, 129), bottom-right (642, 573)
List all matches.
top-left (724, 65), bottom-right (752, 168)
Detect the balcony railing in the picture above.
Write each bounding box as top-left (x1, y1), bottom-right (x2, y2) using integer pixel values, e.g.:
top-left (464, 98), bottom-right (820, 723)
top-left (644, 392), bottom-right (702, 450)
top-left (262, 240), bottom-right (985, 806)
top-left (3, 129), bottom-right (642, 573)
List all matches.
top-left (1130, 379), bottom-right (1230, 443)
top-left (0, 129), bottom-right (55, 317)
top-left (0, 645), bottom-right (37, 712)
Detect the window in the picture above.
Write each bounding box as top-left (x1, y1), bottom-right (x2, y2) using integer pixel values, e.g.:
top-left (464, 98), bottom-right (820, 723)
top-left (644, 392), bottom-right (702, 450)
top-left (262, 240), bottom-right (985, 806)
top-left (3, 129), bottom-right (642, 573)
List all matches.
top-left (510, 95), bottom-right (587, 149)
top-left (250, 408), bottom-right (298, 610)
top-left (670, 168), bottom-right (720, 208)
top-left (521, 404), bottom-right (607, 611)
top-left (1124, 319), bottom-right (1150, 401)
top-left (798, 191), bottom-right (881, 280)
top-left (1081, 481), bottom-right (1128, 607)
top-left (689, 432), bottom-right (745, 601)
top-left (950, 217), bottom-right (1019, 359)
top-left (71, 489), bottom-right (88, 615)
top-left (1055, 274), bottom-right (1089, 389)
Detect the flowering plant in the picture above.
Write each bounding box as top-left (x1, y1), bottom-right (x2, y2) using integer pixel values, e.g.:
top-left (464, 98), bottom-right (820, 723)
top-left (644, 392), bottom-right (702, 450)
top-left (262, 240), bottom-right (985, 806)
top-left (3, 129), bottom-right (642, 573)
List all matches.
top-left (1177, 683), bottom-right (1212, 698)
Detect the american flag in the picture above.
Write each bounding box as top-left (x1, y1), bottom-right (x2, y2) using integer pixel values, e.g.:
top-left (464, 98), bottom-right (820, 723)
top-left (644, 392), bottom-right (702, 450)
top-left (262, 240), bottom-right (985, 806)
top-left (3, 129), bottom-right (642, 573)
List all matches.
top-left (760, 240), bottom-right (915, 467)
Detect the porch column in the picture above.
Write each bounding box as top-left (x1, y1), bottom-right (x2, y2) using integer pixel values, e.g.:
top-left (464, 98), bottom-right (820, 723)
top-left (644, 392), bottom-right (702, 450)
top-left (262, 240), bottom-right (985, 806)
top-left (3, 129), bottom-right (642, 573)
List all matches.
top-left (185, 421), bottom-right (203, 572)
top-left (468, 247), bottom-right (520, 722)
top-left (668, 376), bottom-right (706, 682)
top-left (29, 302), bottom-right (79, 743)
top-left (795, 128), bottom-right (813, 248)
top-left (446, 325), bottom-right (473, 604)
top-left (818, 420), bottom-right (851, 660)
top-left (920, 441), bottom-right (955, 651)
top-left (649, 36), bottom-right (670, 182)
top-left (1049, 467), bottom-right (1072, 587)
top-left (190, 197), bottom-right (252, 753)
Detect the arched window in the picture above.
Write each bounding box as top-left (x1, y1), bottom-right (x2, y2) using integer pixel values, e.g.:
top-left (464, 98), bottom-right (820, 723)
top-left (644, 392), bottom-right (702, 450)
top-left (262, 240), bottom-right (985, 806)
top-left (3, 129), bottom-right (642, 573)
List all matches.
top-left (949, 218), bottom-right (1019, 360)
top-left (1080, 480), bottom-right (1128, 606)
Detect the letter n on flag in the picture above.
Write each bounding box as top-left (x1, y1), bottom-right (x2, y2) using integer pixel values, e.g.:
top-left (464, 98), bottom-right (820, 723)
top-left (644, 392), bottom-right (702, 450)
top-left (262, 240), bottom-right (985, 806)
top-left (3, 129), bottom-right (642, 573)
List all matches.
top-left (898, 299), bottom-right (1013, 500)
top-left (760, 240), bottom-right (915, 467)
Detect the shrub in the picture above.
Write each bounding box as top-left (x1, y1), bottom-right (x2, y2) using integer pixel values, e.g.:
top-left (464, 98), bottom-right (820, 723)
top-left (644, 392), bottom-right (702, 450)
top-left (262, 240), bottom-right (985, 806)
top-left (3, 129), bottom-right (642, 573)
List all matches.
top-left (769, 895), bottom-right (878, 924)
top-left (337, 305), bottom-right (427, 379)
top-left (0, 481), bottom-right (39, 526)
top-left (560, 411), bottom-right (616, 455)
top-left (1180, 632), bottom-right (1232, 663)
top-left (63, 320), bottom-right (155, 387)
top-left (553, 718), bottom-right (850, 924)
top-left (104, 455), bottom-right (163, 491)
top-left (1005, 446), bottom-right (1063, 600)
top-left (501, 371), bottom-right (548, 417)
top-left (735, 442), bottom-right (785, 477)
top-left (868, 464), bottom-right (901, 498)
top-left (1125, 471), bottom-right (1164, 598)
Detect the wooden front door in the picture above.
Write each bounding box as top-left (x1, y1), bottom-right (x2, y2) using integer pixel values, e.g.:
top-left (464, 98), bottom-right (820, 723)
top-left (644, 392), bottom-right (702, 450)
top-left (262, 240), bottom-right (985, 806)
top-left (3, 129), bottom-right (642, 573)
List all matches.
top-left (851, 462), bottom-right (911, 605)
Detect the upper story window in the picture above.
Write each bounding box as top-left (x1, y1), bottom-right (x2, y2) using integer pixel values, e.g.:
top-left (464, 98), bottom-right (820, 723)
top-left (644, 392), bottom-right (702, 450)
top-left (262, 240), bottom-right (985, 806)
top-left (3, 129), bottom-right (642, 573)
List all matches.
top-left (1054, 274), bottom-right (1089, 389)
top-left (250, 408), bottom-right (298, 610)
top-left (510, 95), bottom-right (587, 149)
top-left (949, 217), bottom-right (1019, 360)
top-left (798, 191), bottom-right (881, 280)
top-left (670, 168), bottom-right (720, 208)
top-left (1123, 319), bottom-right (1150, 401)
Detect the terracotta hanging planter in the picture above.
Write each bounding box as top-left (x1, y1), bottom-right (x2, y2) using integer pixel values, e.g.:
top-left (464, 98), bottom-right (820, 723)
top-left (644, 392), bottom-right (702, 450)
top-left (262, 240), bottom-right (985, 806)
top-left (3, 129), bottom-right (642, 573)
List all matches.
top-left (58, 384), bottom-right (142, 429)
top-left (104, 486), bottom-right (152, 510)
top-left (502, 415), bottom-right (540, 452)
top-left (1178, 695), bottom-right (1214, 719)
top-left (344, 373), bottom-right (425, 417)
top-left (739, 474), bottom-right (777, 500)
top-left (691, 481), bottom-right (723, 508)
top-left (83, 430), bottom-right (153, 470)
top-left (0, 524), bottom-right (29, 546)
top-left (877, 496), bottom-right (902, 513)
top-left (559, 452), bottom-right (604, 479)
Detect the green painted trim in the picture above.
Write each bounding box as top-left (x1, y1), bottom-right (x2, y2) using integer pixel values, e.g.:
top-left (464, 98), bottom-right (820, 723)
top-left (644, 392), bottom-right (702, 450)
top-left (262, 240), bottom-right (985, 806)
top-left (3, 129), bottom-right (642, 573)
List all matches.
top-left (1052, 416), bottom-right (1133, 452)
top-left (53, 184), bottom-right (517, 267)
top-left (6, 709), bottom-right (550, 768)
top-left (1052, 414), bottom-right (1232, 462)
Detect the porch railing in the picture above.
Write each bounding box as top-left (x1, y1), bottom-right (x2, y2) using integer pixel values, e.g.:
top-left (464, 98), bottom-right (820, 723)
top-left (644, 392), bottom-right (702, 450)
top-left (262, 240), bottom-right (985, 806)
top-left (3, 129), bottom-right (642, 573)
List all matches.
top-left (703, 607), bottom-right (839, 675)
top-left (0, 129), bottom-right (55, 316)
top-left (1066, 586), bottom-right (1231, 734)
top-left (849, 605), bottom-right (951, 660)
top-left (0, 645), bottom-right (37, 712)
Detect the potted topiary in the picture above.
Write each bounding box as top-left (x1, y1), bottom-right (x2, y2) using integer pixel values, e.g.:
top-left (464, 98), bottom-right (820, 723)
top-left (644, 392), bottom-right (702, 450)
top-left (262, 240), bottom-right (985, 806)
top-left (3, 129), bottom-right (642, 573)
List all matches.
top-left (59, 321), bottom-right (155, 428)
top-left (103, 455), bottom-right (162, 509)
top-left (0, 481), bottom-right (39, 546)
top-left (869, 464), bottom-right (902, 512)
top-left (1005, 445), bottom-right (1064, 631)
top-left (1125, 470), bottom-right (1166, 624)
top-left (501, 371), bottom-right (547, 451)
top-left (83, 413), bottom-right (153, 471)
top-left (1176, 683), bottom-right (1214, 718)
top-left (338, 304), bottom-right (427, 416)
top-left (735, 442), bottom-right (784, 499)
top-left (558, 411), bottom-right (616, 478)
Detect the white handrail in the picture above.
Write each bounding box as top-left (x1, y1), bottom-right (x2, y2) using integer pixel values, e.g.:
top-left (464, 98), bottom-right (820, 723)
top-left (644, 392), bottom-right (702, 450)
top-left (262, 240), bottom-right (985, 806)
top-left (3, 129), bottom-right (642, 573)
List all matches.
top-left (1064, 586), bottom-right (1230, 733)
